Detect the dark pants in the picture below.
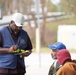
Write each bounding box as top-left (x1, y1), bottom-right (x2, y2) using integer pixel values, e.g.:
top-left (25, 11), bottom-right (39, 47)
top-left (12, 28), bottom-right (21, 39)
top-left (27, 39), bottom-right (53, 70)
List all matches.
top-left (0, 73), bottom-right (25, 75)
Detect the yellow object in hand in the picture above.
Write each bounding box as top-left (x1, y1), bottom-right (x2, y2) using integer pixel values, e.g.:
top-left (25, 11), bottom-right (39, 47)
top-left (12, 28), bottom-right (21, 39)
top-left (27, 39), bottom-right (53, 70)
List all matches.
top-left (21, 50), bottom-right (25, 53)
top-left (13, 49), bottom-right (19, 53)
top-left (13, 49), bottom-right (25, 53)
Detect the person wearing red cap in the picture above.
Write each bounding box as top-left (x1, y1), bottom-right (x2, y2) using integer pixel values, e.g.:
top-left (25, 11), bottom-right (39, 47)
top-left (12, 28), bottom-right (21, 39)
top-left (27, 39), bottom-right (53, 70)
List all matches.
top-left (48, 42), bottom-right (66, 75)
top-left (56, 49), bottom-right (76, 75)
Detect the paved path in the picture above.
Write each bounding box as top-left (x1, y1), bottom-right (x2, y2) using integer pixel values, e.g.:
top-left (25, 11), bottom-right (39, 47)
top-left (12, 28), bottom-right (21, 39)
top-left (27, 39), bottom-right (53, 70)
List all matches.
top-left (24, 53), bottom-right (76, 75)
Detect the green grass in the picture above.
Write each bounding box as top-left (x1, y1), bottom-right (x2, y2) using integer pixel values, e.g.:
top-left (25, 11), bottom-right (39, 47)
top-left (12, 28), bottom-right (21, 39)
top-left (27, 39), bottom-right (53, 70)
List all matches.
top-left (32, 47), bottom-right (76, 53)
top-left (32, 47), bottom-right (50, 53)
top-left (69, 49), bottom-right (76, 53)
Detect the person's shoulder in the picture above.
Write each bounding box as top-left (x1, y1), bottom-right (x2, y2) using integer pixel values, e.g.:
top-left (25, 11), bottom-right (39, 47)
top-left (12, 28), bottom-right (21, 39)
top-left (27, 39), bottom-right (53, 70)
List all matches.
top-left (70, 60), bottom-right (76, 66)
top-left (56, 64), bottom-right (65, 75)
top-left (0, 26), bottom-right (8, 31)
top-left (21, 29), bottom-right (27, 33)
top-left (68, 60), bottom-right (76, 65)
top-left (60, 62), bottom-right (76, 70)
top-left (21, 29), bottom-right (29, 36)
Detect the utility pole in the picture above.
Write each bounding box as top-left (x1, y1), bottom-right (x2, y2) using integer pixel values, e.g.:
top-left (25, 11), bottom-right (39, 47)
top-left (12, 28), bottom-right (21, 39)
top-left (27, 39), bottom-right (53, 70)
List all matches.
top-left (35, 0), bottom-right (41, 67)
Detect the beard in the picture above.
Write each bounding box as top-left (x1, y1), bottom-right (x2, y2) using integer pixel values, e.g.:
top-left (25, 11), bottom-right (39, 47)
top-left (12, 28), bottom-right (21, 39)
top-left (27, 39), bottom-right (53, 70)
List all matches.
top-left (14, 30), bottom-right (20, 34)
top-left (51, 54), bottom-right (57, 59)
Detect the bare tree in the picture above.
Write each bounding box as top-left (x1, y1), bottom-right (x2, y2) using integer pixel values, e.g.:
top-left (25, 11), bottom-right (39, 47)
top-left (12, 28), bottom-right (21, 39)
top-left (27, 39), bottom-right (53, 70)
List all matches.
top-left (60, 0), bottom-right (76, 15)
top-left (26, 0), bottom-right (32, 29)
top-left (41, 0), bottom-right (47, 46)
top-left (26, 0), bottom-right (38, 29)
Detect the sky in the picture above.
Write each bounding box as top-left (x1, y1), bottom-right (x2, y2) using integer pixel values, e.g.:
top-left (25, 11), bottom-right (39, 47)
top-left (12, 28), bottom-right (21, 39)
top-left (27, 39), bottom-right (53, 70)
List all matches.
top-left (51, 0), bottom-right (60, 5)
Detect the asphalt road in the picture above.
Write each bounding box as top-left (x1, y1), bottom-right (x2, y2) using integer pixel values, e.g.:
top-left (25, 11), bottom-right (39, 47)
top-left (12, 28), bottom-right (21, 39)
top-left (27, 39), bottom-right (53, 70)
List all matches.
top-left (24, 53), bottom-right (76, 75)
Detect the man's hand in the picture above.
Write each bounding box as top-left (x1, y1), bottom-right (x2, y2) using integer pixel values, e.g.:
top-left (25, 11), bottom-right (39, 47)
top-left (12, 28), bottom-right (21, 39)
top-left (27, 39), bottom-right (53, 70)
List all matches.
top-left (20, 50), bottom-right (32, 57)
top-left (8, 45), bottom-right (19, 53)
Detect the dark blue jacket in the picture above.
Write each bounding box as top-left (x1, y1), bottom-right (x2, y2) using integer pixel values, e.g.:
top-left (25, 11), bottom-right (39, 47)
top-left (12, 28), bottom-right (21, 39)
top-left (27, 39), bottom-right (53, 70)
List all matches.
top-left (0, 26), bottom-right (30, 69)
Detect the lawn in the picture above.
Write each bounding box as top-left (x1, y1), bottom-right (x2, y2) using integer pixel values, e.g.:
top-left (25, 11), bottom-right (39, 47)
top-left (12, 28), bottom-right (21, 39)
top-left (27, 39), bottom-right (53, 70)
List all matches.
top-left (32, 47), bottom-right (76, 53)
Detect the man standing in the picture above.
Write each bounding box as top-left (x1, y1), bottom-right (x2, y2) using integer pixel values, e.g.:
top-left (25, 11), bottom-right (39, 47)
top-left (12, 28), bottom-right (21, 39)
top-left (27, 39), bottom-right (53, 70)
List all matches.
top-left (0, 13), bottom-right (33, 75)
top-left (48, 42), bottom-right (66, 75)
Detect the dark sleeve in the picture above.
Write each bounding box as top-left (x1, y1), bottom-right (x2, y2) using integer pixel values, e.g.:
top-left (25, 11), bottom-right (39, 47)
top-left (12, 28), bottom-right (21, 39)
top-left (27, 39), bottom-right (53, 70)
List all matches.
top-left (0, 32), bottom-right (3, 47)
top-left (25, 33), bottom-right (33, 50)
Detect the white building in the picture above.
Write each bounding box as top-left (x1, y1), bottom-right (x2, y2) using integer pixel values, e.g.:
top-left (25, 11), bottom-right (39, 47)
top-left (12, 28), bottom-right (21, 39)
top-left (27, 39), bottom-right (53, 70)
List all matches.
top-left (57, 25), bottom-right (76, 49)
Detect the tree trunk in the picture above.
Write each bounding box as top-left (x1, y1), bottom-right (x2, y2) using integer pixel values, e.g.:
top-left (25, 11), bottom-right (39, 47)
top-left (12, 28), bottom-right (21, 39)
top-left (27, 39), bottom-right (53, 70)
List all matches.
top-left (41, 0), bottom-right (47, 46)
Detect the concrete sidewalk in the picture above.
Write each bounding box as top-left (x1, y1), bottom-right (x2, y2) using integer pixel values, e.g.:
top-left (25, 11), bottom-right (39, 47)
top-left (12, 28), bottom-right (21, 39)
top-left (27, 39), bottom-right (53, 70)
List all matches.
top-left (25, 53), bottom-right (53, 75)
top-left (26, 65), bottom-right (49, 75)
